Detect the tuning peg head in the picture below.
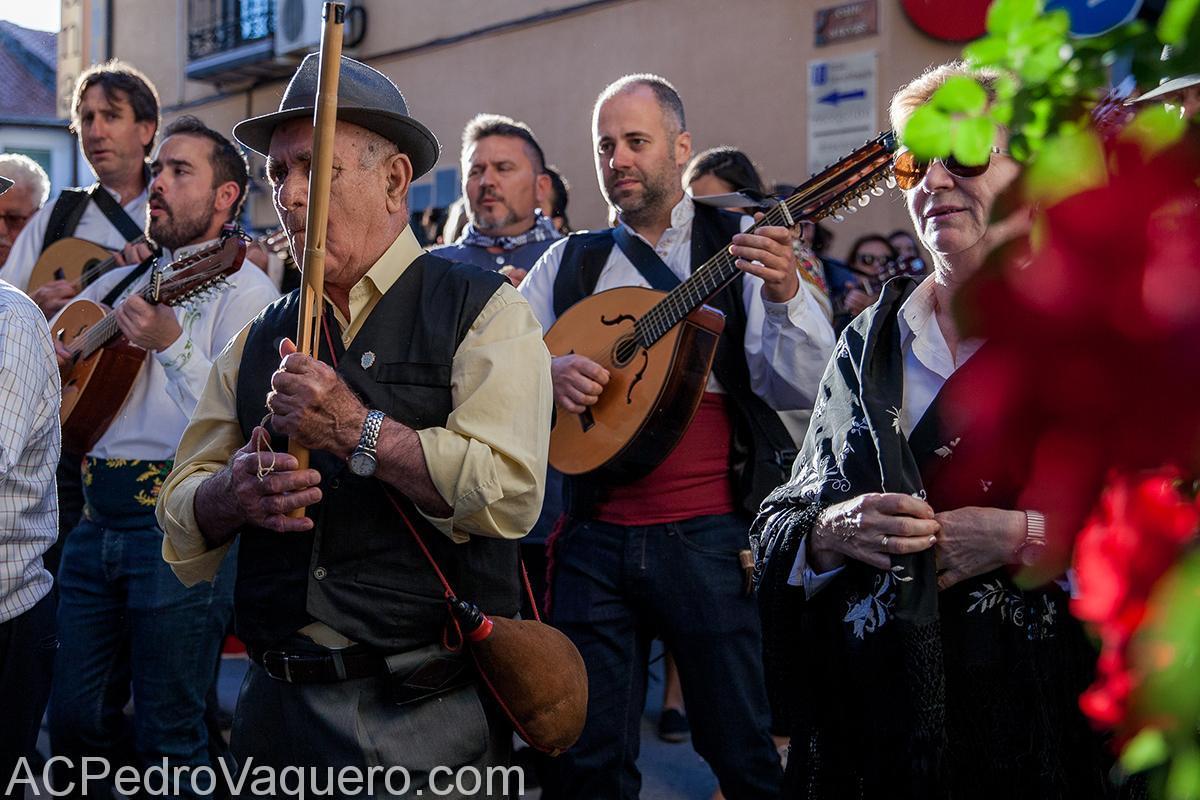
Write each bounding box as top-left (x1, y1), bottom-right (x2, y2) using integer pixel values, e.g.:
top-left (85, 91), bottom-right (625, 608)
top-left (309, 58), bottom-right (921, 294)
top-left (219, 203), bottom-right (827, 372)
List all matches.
top-left (857, 194), bottom-right (870, 207)
top-left (871, 185), bottom-right (885, 196)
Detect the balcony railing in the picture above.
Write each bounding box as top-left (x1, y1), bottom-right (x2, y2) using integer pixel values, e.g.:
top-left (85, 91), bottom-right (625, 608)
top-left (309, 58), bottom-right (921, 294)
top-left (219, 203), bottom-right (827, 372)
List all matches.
top-left (188, 0), bottom-right (274, 61)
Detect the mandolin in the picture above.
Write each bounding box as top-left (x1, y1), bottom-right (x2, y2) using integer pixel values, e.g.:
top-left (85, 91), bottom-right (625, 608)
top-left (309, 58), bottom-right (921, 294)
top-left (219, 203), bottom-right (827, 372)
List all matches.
top-left (544, 131), bottom-right (897, 479)
top-left (54, 235), bottom-right (247, 456)
top-left (28, 234), bottom-right (151, 293)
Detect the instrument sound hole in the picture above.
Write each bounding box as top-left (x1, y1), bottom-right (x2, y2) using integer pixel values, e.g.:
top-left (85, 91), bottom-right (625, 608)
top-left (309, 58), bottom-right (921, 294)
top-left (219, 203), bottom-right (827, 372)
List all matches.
top-left (613, 336), bottom-right (640, 367)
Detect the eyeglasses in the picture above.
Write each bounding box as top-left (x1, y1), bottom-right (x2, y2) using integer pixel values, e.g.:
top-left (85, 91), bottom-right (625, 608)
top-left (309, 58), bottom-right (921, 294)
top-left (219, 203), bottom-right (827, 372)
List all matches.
top-left (892, 146), bottom-right (1010, 190)
top-left (0, 212), bottom-right (31, 230)
top-left (854, 253), bottom-right (893, 267)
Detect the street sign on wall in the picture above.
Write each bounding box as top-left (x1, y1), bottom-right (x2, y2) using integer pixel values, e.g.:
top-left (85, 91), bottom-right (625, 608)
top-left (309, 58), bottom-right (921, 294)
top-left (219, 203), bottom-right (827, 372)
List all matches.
top-left (900, 0), bottom-right (989, 42)
top-left (815, 0), bottom-right (878, 47)
top-left (1045, 0), bottom-right (1143, 37)
top-left (807, 51), bottom-right (878, 176)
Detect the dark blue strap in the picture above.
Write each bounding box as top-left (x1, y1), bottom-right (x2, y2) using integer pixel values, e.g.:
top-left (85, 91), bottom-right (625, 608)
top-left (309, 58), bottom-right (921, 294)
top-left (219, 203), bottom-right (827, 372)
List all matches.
top-left (612, 226), bottom-right (681, 292)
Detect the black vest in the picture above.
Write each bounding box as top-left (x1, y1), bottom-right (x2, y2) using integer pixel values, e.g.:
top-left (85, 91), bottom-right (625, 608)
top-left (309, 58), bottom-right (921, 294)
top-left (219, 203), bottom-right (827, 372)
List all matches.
top-left (552, 203), bottom-right (799, 517)
top-left (233, 253), bottom-right (520, 651)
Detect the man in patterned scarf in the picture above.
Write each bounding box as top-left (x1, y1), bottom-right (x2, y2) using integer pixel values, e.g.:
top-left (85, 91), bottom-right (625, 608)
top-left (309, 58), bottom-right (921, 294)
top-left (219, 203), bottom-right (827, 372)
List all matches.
top-left (431, 113), bottom-right (562, 286)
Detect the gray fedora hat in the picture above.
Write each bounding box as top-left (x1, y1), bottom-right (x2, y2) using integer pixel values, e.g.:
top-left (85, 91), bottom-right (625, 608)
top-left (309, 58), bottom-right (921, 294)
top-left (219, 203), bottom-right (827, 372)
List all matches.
top-left (233, 54), bottom-right (440, 179)
top-left (0, 176), bottom-right (11, 195)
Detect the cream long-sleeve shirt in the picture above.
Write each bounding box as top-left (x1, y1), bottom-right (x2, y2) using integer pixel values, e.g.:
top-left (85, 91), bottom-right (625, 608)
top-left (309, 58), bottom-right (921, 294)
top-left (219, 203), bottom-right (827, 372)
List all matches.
top-left (156, 225), bottom-right (553, 587)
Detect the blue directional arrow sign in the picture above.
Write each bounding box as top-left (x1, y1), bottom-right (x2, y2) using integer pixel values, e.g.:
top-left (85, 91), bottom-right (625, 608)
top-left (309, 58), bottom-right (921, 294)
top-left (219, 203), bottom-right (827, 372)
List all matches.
top-left (819, 89), bottom-right (867, 106)
top-left (1045, 0), bottom-right (1143, 38)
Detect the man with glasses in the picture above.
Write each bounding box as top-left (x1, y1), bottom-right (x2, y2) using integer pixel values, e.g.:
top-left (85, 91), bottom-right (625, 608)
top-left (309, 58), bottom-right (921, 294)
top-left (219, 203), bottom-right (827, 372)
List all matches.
top-left (0, 154), bottom-right (49, 272)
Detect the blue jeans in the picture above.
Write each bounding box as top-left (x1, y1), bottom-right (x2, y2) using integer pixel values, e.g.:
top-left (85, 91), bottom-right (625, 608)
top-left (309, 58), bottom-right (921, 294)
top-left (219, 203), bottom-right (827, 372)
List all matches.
top-left (47, 513), bottom-right (234, 798)
top-left (543, 514), bottom-right (782, 800)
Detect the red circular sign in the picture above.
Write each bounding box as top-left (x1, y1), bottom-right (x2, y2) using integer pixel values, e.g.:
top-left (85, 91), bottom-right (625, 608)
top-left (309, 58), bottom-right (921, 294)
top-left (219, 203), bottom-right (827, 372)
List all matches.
top-left (901, 0), bottom-right (990, 42)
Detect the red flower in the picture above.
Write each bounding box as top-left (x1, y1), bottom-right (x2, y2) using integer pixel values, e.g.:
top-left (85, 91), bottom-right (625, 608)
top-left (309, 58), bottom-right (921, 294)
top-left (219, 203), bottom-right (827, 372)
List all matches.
top-left (949, 136), bottom-right (1200, 534)
top-left (1072, 469), bottom-right (1197, 641)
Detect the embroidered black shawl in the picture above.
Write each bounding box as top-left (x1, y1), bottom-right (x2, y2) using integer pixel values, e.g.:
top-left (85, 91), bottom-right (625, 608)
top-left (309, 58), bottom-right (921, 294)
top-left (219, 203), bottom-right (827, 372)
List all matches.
top-left (752, 278), bottom-right (1122, 799)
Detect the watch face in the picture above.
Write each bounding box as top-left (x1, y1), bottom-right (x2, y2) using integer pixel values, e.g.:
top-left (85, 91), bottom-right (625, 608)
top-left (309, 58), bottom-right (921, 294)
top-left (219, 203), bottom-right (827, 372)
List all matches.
top-left (1018, 540), bottom-right (1047, 567)
top-left (348, 450), bottom-right (377, 477)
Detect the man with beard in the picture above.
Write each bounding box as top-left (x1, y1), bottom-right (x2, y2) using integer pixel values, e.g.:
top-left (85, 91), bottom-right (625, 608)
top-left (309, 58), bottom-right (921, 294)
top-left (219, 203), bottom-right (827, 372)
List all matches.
top-left (45, 116), bottom-right (278, 796)
top-left (519, 74), bottom-right (835, 799)
top-left (431, 113), bottom-right (562, 286)
top-left (3, 61), bottom-right (159, 316)
top-left (0, 154), bottom-right (50, 272)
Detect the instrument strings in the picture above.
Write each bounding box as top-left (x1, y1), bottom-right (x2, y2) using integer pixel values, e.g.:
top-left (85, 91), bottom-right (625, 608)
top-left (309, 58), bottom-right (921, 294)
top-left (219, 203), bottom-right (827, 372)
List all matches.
top-left (70, 235), bottom-right (150, 291)
top-left (565, 134), bottom-right (897, 371)
top-left (64, 246), bottom-right (224, 360)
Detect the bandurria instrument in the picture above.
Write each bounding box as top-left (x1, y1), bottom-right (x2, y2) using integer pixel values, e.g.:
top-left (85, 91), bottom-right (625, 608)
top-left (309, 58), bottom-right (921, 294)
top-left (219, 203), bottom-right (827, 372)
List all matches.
top-left (54, 235), bottom-right (247, 456)
top-left (28, 234), bottom-right (151, 292)
top-left (544, 131), bottom-right (898, 478)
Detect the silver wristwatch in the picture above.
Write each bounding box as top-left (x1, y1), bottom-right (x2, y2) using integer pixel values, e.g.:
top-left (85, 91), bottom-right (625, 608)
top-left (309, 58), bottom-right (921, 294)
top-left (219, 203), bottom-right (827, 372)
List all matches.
top-left (348, 410), bottom-right (385, 477)
top-left (1014, 509), bottom-right (1047, 567)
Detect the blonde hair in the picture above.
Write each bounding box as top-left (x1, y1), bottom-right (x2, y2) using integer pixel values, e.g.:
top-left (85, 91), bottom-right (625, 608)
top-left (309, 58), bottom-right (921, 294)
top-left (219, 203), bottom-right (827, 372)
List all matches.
top-left (889, 60), bottom-right (1005, 133)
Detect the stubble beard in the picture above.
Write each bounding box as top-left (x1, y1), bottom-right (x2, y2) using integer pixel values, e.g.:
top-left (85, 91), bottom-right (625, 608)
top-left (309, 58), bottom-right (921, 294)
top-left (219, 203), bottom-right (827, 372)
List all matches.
top-left (606, 164), bottom-right (674, 230)
top-left (470, 201), bottom-right (520, 234)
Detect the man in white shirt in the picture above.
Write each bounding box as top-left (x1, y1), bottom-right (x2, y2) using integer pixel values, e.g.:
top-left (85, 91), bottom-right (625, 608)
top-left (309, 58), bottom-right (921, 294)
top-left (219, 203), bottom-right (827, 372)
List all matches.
top-left (0, 174), bottom-right (62, 800)
top-left (44, 116), bottom-right (278, 797)
top-left (3, 61), bottom-right (161, 570)
top-left (2, 60), bottom-right (159, 316)
top-left (520, 74), bottom-right (834, 800)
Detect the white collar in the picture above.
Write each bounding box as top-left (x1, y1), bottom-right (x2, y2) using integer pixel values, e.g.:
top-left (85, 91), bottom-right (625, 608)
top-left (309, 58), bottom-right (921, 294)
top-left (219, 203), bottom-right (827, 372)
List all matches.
top-left (897, 277), bottom-right (984, 378)
top-left (617, 193), bottom-right (693, 240)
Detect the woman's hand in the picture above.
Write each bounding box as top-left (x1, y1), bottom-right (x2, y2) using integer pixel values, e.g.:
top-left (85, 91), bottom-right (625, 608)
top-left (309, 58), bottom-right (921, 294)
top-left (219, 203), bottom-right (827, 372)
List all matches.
top-left (808, 493), bottom-right (940, 572)
top-left (933, 506), bottom-right (1026, 590)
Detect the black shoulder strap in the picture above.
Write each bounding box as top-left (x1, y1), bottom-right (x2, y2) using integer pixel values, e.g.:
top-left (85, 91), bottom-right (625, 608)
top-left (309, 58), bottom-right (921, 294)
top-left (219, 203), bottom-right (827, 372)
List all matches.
top-left (41, 189), bottom-right (91, 253)
top-left (89, 184), bottom-right (144, 243)
top-left (99, 256), bottom-right (156, 308)
top-left (551, 231), bottom-right (615, 318)
top-left (611, 226), bottom-right (681, 292)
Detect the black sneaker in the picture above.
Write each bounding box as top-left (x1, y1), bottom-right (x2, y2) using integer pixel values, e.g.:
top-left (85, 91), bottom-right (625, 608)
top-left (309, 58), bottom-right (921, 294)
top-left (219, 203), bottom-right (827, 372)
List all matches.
top-left (657, 708), bottom-right (690, 743)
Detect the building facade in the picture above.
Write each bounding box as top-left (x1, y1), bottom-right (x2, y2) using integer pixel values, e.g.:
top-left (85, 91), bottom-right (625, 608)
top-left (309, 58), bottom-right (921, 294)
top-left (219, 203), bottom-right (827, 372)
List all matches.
top-left (58, 0), bottom-right (964, 259)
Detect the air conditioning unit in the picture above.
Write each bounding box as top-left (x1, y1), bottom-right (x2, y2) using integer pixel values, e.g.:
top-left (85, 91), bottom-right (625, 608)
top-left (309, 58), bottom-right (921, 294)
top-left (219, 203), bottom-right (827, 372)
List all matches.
top-left (275, 0), bottom-right (358, 58)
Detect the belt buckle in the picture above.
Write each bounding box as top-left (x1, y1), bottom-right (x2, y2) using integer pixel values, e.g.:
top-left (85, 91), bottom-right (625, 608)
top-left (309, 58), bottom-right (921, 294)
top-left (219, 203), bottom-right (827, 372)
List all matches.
top-left (263, 650), bottom-right (297, 683)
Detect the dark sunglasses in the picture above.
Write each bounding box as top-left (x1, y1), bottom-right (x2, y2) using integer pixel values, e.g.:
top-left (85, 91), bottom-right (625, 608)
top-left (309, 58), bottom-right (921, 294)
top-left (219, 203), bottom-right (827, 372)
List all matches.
top-left (892, 146), bottom-right (1009, 190)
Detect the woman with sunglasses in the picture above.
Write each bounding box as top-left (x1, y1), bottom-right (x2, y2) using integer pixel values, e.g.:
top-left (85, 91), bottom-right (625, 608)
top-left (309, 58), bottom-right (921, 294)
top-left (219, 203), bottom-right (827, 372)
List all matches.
top-left (752, 61), bottom-right (1127, 799)
top-left (833, 234), bottom-right (899, 332)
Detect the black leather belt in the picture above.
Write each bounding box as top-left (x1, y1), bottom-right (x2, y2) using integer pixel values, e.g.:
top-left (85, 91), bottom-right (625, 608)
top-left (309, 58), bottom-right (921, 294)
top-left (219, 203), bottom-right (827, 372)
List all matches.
top-left (247, 645), bottom-right (475, 704)
top-left (249, 646), bottom-right (388, 683)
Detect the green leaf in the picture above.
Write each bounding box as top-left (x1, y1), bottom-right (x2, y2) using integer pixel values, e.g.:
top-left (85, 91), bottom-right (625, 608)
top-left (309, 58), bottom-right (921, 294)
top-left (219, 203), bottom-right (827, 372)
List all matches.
top-left (952, 115), bottom-right (998, 165)
top-left (964, 36), bottom-right (1009, 66)
top-left (1021, 41), bottom-right (1068, 83)
top-left (931, 76), bottom-right (990, 114)
top-left (987, 0), bottom-right (1040, 36)
top-left (1158, 0), bottom-right (1200, 45)
top-left (1121, 729), bottom-right (1171, 774)
top-left (1121, 104), bottom-right (1189, 154)
top-left (901, 104), bottom-right (953, 160)
top-left (1167, 746), bottom-right (1200, 800)
top-left (990, 100), bottom-right (1014, 127)
top-left (1024, 128), bottom-right (1106, 205)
